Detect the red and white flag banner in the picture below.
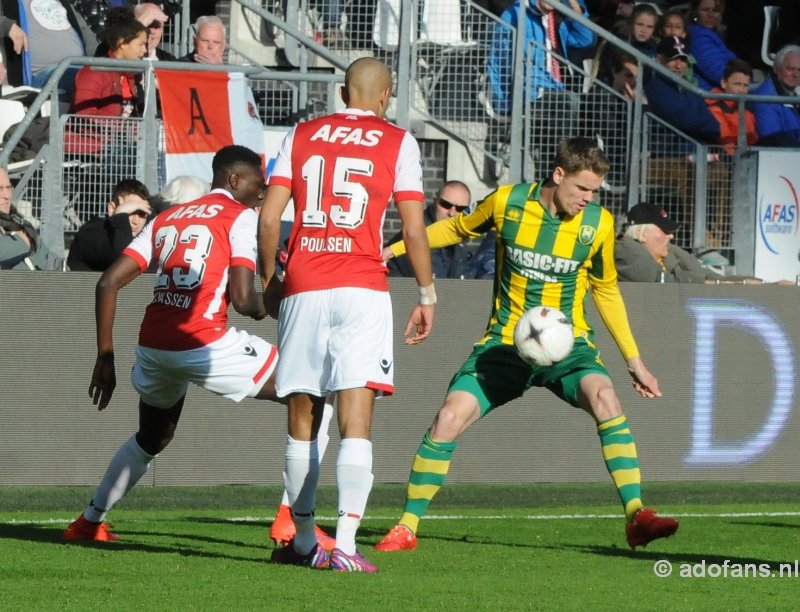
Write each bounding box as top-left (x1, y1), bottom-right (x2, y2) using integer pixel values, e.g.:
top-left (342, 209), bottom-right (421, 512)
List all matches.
top-left (156, 70), bottom-right (265, 182)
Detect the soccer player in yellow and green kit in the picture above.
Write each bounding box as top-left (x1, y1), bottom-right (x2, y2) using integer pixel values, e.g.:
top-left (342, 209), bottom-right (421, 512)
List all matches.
top-left (375, 137), bottom-right (678, 552)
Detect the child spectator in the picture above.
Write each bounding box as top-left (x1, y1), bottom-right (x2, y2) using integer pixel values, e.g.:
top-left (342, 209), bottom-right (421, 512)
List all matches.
top-left (657, 7), bottom-right (698, 85)
top-left (71, 8), bottom-right (146, 117)
top-left (705, 58), bottom-right (758, 154)
top-left (594, 3), bottom-right (659, 87)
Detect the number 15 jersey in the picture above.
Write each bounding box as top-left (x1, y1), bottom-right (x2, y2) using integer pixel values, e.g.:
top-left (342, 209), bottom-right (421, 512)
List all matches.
top-left (269, 108), bottom-right (424, 297)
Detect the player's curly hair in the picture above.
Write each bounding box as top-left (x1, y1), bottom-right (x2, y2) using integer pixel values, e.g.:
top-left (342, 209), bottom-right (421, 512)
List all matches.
top-left (212, 145), bottom-right (262, 180)
top-left (552, 137), bottom-right (610, 178)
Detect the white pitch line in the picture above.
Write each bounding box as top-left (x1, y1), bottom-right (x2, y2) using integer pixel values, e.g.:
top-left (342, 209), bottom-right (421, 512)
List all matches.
top-left (5, 510), bottom-right (800, 526)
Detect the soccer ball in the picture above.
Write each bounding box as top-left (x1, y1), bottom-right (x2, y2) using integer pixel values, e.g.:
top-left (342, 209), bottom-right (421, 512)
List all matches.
top-left (513, 306), bottom-right (575, 367)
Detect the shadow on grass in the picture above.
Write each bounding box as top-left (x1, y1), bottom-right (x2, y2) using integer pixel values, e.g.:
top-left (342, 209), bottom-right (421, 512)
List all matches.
top-left (0, 522), bottom-right (273, 563)
top-left (562, 543), bottom-right (786, 567)
top-left (728, 520), bottom-right (800, 530)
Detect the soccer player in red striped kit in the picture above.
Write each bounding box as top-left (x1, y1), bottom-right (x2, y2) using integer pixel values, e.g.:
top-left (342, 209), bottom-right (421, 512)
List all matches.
top-left (258, 57), bottom-right (435, 572)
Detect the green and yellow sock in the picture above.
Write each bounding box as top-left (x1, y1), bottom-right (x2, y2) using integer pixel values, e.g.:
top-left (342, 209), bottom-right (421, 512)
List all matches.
top-left (398, 432), bottom-right (457, 535)
top-left (597, 415), bottom-right (643, 523)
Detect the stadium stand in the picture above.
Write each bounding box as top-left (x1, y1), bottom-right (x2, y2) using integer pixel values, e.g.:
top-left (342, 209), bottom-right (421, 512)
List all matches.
top-left (0, 0), bottom-right (798, 279)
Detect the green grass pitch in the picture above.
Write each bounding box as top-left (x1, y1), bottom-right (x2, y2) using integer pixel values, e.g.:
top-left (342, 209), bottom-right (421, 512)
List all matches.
top-left (1, 483), bottom-right (798, 611)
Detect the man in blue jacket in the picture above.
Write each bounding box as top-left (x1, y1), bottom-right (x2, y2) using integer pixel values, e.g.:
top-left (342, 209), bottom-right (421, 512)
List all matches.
top-left (487, 0), bottom-right (595, 115)
top-left (643, 36), bottom-right (720, 146)
top-left (643, 36), bottom-right (724, 247)
top-left (752, 45), bottom-right (800, 147)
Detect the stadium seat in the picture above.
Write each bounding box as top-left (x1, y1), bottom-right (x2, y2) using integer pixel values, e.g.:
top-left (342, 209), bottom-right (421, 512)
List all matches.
top-left (0, 99), bottom-right (26, 144)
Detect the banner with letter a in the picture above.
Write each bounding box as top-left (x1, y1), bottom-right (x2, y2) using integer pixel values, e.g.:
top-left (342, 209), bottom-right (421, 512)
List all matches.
top-left (156, 70), bottom-right (265, 183)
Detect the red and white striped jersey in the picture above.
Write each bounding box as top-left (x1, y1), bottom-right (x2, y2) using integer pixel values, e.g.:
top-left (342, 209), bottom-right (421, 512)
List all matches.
top-left (124, 189), bottom-right (258, 351)
top-left (269, 108), bottom-right (424, 296)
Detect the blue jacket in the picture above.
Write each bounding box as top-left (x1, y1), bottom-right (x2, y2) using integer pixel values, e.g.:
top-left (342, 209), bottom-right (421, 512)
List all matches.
top-left (487, 1), bottom-right (595, 115)
top-left (386, 205), bottom-right (470, 279)
top-left (643, 71), bottom-right (720, 146)
top-left (751, 74), bottom-right (800, 146)
top-left (686, 23), bottom-right (735, 91)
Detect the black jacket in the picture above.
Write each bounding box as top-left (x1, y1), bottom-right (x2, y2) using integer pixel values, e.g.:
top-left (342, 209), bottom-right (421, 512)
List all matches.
top-left (67, 214), bottom-right (134, 271)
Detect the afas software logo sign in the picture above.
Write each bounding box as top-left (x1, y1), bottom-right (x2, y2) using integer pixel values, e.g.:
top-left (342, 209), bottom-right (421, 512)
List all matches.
top-left (757, 174), bottom-right (799, 255)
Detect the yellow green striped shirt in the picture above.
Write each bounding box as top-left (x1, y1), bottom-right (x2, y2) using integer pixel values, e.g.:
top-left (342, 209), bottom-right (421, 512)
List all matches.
top-left (390, 182), bottom-right (639, 359)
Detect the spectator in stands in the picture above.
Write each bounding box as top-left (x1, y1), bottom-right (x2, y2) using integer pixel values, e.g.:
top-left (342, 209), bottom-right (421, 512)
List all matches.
top-left (487, 0), bottom-right (595, 116)
top-left (659, 6), bottom-right (687, 39)
top-left (752, 45), bottom-right (800, 147)
top-left (67, 178), bottom-right (151, 271)
top-left (644, 36), bottom-right (726, 246)
top-left (71, 9), bottom-right (146, 117)
top-left (0, 10), bottom-right (28, 84)
top-left (0, 166), bottom-right (62, 270)
top-left (136, 3), bottom-right (174, 61)
top-left (609, 49), bottom-right (643, 101)
top-left (180, 15), bottom-right (225, 64)
top-left (685, 0), bottom-right (735, 90)
top-left (581, 51), bottom-right (642, 197)
top-left (615, 202), bottom-right (769, 284)
top-left (96, 4), bottom-right (174, 62)
top-left (657, 7), bottom-right (697, 85)
top-left (466, 228), bottom-right (497, 280)
top-left (705, 58), bottom-right (758, 154)
top-left (385, 180), bottom-right (472, 279)
top-left (149, 175), bottom-right (210, 213)
top-left (1, 0), bottom-right (86, 96)
top-left (594, 3), bottom-right (659, 87)
top-left (644, 36), bottom-right (720, 144)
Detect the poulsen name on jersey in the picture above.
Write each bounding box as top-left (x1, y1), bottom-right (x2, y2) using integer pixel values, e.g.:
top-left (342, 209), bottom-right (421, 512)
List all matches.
top-left (299, 236), bottom-right (353, 253)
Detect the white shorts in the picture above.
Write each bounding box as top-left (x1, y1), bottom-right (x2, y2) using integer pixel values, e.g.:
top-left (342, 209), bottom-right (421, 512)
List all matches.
top-left (276, 287), bottom-right (393, 398)
top-left (131, 327), bottom-right (278, 408)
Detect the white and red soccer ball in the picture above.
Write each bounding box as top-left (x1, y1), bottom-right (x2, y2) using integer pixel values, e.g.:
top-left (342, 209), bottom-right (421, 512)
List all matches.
top-left (513, 306), bottom-right (575, 367)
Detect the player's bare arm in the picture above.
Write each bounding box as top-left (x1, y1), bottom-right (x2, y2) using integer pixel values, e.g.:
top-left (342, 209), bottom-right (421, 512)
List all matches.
top-left (91, 255), bottom-right (142, 410)
top-left (626, 356), bottom-right (662, 399)
top-left (257, 184), bottom-right (291, 317)
top-left (230, 265), bottom-right (266, 320)
top-left (396, 198), bottom-right (435, 344)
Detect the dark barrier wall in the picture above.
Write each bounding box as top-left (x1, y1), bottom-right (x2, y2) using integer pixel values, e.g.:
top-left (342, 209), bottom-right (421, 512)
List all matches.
top-left (2, 271), bottom-right (799, 485)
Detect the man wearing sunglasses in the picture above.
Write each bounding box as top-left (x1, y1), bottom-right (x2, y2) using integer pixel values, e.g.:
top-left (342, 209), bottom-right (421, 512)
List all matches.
top-left (385, 180), bottom-right (472, 278)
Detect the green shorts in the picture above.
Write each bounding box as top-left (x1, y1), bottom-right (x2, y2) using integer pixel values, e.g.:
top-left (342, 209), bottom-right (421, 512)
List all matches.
top-left (447, 336), bottom-right (611, 417)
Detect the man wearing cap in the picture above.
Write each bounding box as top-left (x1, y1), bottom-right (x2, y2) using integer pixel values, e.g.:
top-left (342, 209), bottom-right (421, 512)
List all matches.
top-left (67, 179), bottom-right (152, 272)
top-left (644, 36), bottom-right (720, 144)
top-left (643, 35), bottom-right (725, 246)
top-left (615, 202), bottom-right (760, 284)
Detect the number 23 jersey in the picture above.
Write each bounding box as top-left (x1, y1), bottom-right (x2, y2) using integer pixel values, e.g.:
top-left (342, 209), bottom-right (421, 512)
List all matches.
top-left (123, 190), bottom-right (258, 351)
top-left (270, 108), bottom-right (424, 296)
